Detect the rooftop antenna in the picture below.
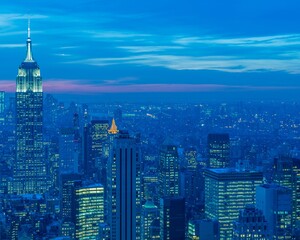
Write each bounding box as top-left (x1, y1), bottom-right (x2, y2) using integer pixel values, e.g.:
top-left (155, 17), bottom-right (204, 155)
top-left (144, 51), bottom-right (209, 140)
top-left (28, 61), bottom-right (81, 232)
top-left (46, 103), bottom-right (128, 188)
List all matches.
top-left (27, 16), bottom-right (31, 39)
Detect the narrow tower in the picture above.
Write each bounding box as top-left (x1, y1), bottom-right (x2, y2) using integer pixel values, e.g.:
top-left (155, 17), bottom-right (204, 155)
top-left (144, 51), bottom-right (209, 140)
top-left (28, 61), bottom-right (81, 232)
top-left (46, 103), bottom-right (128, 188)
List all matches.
top-left (13, 21), bottom-right (47, 194)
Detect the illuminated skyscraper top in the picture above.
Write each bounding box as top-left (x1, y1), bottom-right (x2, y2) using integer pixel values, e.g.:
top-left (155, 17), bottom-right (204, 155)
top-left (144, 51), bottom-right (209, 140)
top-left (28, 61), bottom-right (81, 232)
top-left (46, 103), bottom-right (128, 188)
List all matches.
top-left (13, 21), bottom-right (47, 194)
top-left (25, 19), bottom-right (34, 62)
top-left (16, 19), bottom-right (42, 93)
top-left (108, 118), bottom-right (119, 134)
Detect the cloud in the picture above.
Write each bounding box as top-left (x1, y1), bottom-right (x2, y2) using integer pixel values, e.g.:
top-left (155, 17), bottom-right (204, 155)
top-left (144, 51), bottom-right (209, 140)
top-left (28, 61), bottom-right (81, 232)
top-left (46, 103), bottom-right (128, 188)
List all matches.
top-left (40, 80), bottom-right (300, 93)
top-left (0, 44), bottom-right (23, 48)
top-left (0, 13), bottom-right (48, 27)
top-left (117, 45), bottom-right (185, 53)
top-left (174, 34), bottom-right (300, 48)
top-left (67, 54), bottom-right (300, 74)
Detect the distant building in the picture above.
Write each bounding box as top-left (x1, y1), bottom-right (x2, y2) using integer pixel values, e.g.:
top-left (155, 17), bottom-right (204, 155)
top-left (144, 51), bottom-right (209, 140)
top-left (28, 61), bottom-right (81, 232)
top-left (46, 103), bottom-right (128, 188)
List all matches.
top-left (83, 120), bottom-right (109, 181)
top-left (158, 140), bottom-right (180, 198)
top-left (232, 205), bottom-right (268, 240)
top-left (59, 128), bottom-right (78, 174)
top-left (204, 168), bottom-right (263, 239)
top-left (256, 184), bottom-right (293, 239)
top-left (107, 131), bottom-right (141, 240)
top-left (0, 91), bottom-right (5, 114)
top-left (207, 133), bottom-right (230, 168)
top-left (160, 197), bottom-right (185, 240)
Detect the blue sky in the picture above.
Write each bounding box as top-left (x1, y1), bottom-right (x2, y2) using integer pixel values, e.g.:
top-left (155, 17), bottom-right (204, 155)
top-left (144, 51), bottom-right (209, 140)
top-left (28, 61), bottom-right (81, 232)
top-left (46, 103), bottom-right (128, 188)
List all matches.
top-left (1, 0), bottom-right (300, 101)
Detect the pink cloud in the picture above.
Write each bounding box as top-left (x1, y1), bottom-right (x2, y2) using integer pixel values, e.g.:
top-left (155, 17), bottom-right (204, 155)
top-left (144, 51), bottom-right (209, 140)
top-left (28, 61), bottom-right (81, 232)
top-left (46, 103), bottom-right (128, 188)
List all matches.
top-left (0, 79), bottom-right (298, 93)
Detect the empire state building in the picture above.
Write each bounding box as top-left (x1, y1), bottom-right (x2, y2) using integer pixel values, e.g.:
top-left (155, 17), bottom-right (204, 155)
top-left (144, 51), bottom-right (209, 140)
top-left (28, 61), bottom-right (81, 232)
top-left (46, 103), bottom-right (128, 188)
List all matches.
top-left (13, 23), bottom-right (47, 194)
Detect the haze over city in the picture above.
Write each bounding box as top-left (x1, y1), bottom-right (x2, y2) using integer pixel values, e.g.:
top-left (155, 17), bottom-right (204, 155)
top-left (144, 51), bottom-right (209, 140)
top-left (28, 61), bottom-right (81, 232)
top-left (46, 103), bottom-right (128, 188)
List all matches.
top-left (0, 1), bottom-right (300, 240)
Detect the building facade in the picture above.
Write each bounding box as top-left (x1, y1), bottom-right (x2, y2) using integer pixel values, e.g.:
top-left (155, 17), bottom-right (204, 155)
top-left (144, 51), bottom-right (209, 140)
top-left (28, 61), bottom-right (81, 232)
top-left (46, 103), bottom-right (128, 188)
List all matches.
top-left (232, 205), bottom-right (268, 240)
top-left (75, 184), bottom-right (104, 239)
top-left (207, 133), bottom-right (230, 168)
top-left (14, 23), bottom-right (47, 194)
top-left (107, 131), bottom-right (141, 240)
top-left (256, 184), bottom-right (292, 239)
top-left (204, 168), bottom-right (263, 240)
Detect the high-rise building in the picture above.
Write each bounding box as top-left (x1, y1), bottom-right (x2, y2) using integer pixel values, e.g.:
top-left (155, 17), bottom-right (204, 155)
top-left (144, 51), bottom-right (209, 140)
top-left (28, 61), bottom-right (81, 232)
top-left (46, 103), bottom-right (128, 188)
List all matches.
top-left (207, 133), bottom-right (230, 168)
top-left (0, 91), bottom-right (5, 114)
top-left (0, 91), bottom-right (5, 126)
top-left (273, 155), bottom-right (300, 228)
top-left (232, 205), bottom-right (268, 240)
top-left (256, 184), bottom-right (293, 239)
top-left (13, 22), bottom-right (47, 194)
top-left (183, 147), bottom-right (202, 213)
top-left (204, 168), bottom-right (263, 240)
top-left (107, 131), bottom-right (141, 240)
top-left (59, 128), bottom-right (78, 174)
top-left (60, 174), bottom-right (82, 223)
top-left (75, 183), bottom-right (104, 239)
top-left (83, 120), bottom-right (109, 181)
top-left (90, 120), bottom-right (109, 167)
top-left (158, 140), bottom-right (180, 198)
top-left (141, 200), bottom-right (159, 240)
top-left (160, 197), bottom-right (185, 240)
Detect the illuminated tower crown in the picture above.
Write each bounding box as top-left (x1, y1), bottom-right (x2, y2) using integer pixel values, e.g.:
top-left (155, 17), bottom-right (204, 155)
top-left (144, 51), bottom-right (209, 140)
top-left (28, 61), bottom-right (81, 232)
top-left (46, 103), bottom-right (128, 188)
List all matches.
top-left (108, 118), bottom-right (119, 134)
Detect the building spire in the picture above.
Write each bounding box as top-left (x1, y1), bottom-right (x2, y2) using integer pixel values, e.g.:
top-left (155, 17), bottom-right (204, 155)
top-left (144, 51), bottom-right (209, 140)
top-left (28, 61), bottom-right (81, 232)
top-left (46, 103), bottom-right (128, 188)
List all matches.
top-left (25, 17), bottom-right (34, 62)
top-left (108, 118), bottom-right (119, 134)
top-left (27, 17), bottom-right (31, 39)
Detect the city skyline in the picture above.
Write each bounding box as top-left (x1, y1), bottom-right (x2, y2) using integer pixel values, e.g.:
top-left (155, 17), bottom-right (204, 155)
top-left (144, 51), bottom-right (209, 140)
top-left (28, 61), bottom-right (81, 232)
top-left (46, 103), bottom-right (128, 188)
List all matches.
top-left (0, 1), bottom-right (300, 102)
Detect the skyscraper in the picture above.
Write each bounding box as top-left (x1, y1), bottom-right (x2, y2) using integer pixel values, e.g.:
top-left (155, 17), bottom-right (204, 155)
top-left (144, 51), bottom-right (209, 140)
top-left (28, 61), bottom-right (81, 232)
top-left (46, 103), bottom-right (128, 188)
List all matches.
top-left (59, 128), bottom-right (78, 174)
top-left (256, 184), bottom-right (293, 239)
top-left (160, 197), bottom-right (186, 240)
top-left (207, 133), bottom-right (230, 168)
top-left (141, 200), bottom-right (159, 240)
top-left (75, 183), bottom-right (104, 240)
top-left (83, 120), bottom-right (109, 180)
top-left (13, 22), bottom-right (47, 194)
top-left (107, 131), bottom-right (141, 240)
top-left (204, 168), bottom-right (263, 240)
top-left (158, 140), bottom-right (180, 198)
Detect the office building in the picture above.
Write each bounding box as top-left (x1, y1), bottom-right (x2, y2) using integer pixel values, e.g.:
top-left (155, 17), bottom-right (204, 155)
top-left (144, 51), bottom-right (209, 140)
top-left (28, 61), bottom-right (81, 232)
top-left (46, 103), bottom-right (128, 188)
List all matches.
top-left (232, 205), bottom-right (268, 240)
top-left (75, 184), bottom-right (104, 239)
top-left (107, 131), bottom-right (141, 240)
top-left (141, 200), bottom-right (159, 240)
top-left (59, 128), bottom-right (78, 174)
top-left (160, 197), bottom-right (185, 240)
top-left (207, 133), bottom-right (230, 168)
top-left (158, 140), bottom-right (180, 198)
top-left (273, 156), bottom-right (300, 228)
top-left (204, 168), bottom-right (263, 239)
top-left (256, 184), bottom-right (292, 239)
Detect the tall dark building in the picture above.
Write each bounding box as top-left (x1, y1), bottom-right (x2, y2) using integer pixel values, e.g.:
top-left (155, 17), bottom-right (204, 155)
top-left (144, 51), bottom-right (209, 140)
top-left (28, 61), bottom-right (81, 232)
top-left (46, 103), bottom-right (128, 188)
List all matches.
top-left (13, 23), bottom-right (47, 194)
top-left (160, 197), bottom-right (186, 240)
top-left (83, 120), bottom-right (109, 180)
top-left (107, 131), bottom-right (141, 240)
top-left (158, 140), bottom-right (180, 198)
top-left (207, 133), bottom-right (230, 168)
